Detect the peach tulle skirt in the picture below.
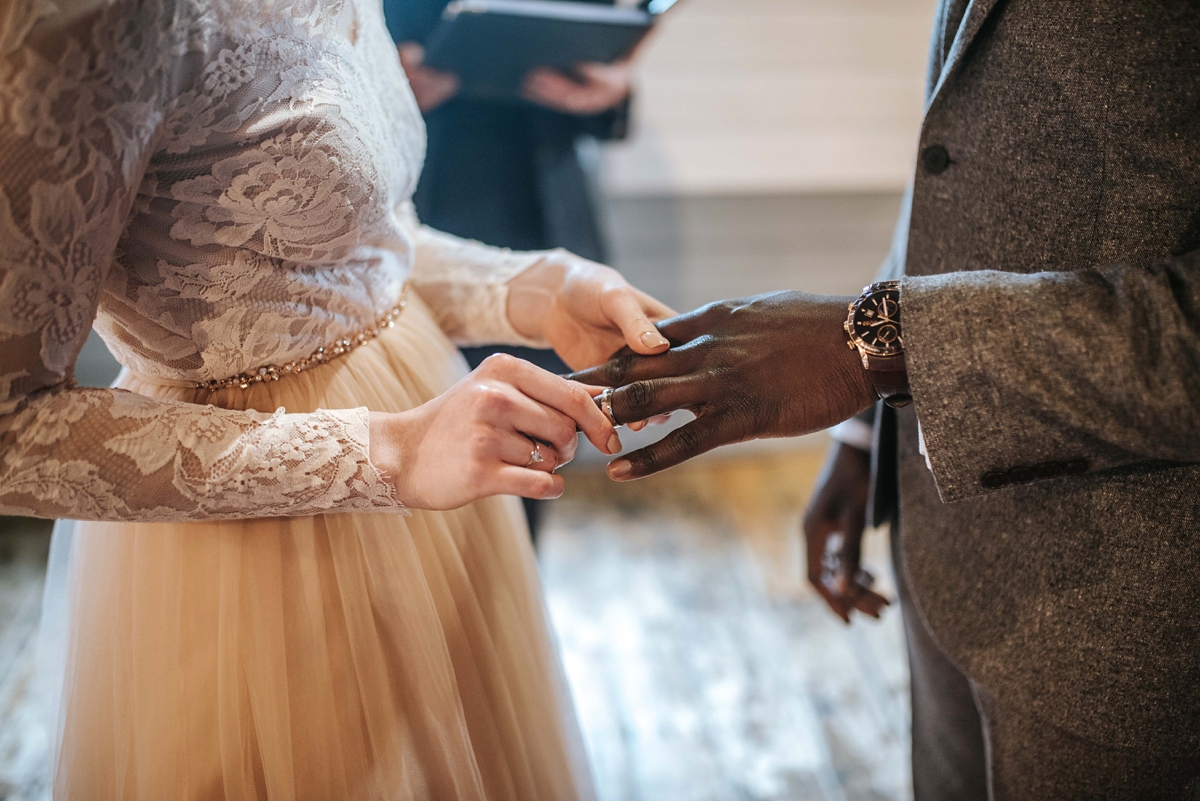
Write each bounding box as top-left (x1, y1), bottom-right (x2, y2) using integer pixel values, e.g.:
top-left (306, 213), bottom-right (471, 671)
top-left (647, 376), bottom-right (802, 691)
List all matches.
top-left (40, 294), bottom-right (595, 801)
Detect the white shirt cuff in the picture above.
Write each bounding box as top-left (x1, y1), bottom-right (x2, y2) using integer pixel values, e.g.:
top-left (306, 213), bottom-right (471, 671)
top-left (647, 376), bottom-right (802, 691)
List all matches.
top-left (829, 417), bottom-right (873, 451)
top-left (917, 420), bottom-right (933, 471)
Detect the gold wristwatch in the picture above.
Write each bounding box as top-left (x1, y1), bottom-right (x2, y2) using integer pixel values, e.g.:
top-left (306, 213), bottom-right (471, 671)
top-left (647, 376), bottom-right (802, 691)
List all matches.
top-left (844, 280), bottom-right (912, 408)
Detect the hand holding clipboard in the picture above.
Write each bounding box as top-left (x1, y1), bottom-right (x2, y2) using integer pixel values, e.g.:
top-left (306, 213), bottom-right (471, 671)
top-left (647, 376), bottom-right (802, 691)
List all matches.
top-left (405, 0), bottom-right (680, 107)
top-left (522, 54), bottom-right (637, 116)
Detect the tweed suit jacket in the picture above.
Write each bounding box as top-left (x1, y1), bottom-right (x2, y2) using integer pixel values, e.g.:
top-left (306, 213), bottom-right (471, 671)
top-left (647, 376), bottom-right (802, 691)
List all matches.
top-left (879, 0), bottom-right (1200, 751)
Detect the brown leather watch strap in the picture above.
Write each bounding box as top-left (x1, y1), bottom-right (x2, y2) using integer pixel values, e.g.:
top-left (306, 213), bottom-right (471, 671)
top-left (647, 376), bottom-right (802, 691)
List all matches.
top-left (864, 354), bottom-right (912, 408)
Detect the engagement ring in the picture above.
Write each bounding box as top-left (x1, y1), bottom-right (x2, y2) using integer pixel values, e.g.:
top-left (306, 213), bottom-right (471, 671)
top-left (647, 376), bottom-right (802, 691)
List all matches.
top-left (526, 441), bottom-right (545, 467)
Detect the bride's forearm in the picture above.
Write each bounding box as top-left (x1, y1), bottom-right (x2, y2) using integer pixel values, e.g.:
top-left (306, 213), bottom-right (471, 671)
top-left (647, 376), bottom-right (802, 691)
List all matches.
top-left (405, 220), bottom-right (552, 347)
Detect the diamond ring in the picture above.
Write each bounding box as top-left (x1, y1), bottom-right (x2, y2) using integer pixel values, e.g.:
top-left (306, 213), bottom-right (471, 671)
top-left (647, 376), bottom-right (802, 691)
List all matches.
top-left (526, 440), bottom-right (545, 467)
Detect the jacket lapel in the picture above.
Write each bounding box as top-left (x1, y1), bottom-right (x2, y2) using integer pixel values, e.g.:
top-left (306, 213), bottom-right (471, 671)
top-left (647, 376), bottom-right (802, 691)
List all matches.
top-left (926, 0), bottom-right (1006, 110)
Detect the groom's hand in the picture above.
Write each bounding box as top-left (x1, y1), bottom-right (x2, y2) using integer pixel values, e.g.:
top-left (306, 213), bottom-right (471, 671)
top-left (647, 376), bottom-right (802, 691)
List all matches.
top-left (803, 443), bottom-right (890, 623)
top-left (569, 291), bottom-right (877, 480)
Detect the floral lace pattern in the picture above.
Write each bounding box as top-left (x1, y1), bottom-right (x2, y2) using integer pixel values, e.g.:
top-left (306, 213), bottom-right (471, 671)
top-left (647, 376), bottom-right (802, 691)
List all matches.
top-left (0, 0), bottom-right (545, 521)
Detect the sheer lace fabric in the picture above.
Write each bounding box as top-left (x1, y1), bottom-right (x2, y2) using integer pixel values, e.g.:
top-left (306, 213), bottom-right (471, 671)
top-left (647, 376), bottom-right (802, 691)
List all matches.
top-left (5, 2), bottom-right (597, 796)
top-left (0, 0), bottom-right (546, 522)
top-left (43, 296), bottom-right (596, 801)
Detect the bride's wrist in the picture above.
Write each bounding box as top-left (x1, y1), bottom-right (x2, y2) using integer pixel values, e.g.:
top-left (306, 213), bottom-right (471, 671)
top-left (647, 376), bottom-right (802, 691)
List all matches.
top-left (368, 410), bottom-right (418, 503)
top-left (505, 253), bottom-right (568, 341)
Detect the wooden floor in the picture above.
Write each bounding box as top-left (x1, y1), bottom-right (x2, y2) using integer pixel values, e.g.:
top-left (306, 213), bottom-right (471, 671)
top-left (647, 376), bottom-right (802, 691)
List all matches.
top-left (0, 449), bottom-right (910, 801)
top-left (543, 451), bottom-right (910, 801)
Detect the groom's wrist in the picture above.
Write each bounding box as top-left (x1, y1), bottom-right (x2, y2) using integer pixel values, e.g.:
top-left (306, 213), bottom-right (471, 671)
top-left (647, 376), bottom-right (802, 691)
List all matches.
top-left (842, 281), bottom-right (912, 408)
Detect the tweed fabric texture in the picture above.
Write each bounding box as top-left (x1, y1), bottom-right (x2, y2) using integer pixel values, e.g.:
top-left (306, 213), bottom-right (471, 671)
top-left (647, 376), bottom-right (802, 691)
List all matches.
top-left (887, 0), bottom-right (1200, 753)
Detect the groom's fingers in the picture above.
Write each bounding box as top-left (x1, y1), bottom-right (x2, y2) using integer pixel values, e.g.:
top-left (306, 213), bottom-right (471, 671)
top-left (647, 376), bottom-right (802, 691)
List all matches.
top-left (607, 375), bottom-right (703, 426)
top-left (852, 585), bottom-right (891, 619)
top-left (652, 300), bottom-right (733, 346)
top-left (606, 413), bottom-right (733, 481)
top-left (569, 341), bottom-right (704, 389)
top-left (570, 302), bottom-right (732, 387)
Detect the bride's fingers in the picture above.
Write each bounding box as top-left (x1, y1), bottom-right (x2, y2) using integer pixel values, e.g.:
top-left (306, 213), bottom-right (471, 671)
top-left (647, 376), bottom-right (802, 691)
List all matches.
top-left (632, 286), bottom-right (677, 321)
top-left (489, 389), bottom-right (579, 463)
top-left (480, 355), bottom-right (619, 455)
top-left (492, 465), bottom-right (566, 500)
top-left (601, 287), bottom-right (671, 355)
top-left (497, 431), bottom-right (560, 472)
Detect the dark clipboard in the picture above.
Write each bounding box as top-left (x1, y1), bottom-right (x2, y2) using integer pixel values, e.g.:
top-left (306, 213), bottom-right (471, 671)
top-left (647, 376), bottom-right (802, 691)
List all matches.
top-left (423, 0), bottom-right (678, 101)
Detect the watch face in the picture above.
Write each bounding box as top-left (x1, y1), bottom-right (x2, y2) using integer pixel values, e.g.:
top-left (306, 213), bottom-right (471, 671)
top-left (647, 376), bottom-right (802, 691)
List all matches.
top-left (851, 287), bottom-right (902, 355)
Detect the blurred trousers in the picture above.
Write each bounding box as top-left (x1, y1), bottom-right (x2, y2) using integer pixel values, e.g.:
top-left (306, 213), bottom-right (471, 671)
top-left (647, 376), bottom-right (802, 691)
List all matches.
top-left (891, 526), bottom-right (1200, 801)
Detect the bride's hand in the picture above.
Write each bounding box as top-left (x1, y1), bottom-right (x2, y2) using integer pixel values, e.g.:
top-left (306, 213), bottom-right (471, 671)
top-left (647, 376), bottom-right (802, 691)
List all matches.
top-left (506, 250), bottom-right (677, 371)
top-left (368, 354), bottom-right (620, 511)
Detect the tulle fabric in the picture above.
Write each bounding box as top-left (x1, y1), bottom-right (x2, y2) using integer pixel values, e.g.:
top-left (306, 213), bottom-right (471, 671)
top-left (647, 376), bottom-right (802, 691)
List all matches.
top-left (40, 294), bottom-right (595, 801)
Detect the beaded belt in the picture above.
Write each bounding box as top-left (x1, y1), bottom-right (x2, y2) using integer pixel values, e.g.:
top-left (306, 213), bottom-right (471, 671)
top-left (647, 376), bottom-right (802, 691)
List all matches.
top-left (196, 288), bottom-right (409, 392)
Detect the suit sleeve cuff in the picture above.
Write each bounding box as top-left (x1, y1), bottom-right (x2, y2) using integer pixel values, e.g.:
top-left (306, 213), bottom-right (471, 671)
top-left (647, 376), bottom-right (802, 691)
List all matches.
top-left (901, 271), bottom-right (1095, 502)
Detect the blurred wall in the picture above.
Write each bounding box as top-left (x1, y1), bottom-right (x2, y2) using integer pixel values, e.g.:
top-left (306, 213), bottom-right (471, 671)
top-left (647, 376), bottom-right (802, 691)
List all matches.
top-left (602, 0), bottom-right (937, 197)
top-left (596, 0), bottom-right (939, 312)
top-left (603, 192), bottom-right (903, 313)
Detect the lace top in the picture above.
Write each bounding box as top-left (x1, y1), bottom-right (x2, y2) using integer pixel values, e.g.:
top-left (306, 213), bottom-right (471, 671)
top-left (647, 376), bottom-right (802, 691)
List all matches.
top-left (0, 0), bottom-right (549, 521)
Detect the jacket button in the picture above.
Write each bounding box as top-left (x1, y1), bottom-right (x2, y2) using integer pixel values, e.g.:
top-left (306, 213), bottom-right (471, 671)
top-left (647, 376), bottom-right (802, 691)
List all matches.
top-left (980, 470), bottom-right (1009, 489)
top-left (1007, 465), bottom-right (1035, 484)
top-left (921, 144), bottom-right (951, 174)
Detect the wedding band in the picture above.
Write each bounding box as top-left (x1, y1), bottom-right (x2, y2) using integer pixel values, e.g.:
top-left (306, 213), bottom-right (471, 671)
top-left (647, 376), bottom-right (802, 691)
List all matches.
top-left (595, 388), bottom-right (619, 427)
top-left (526, 440), bottom-right (545, 467)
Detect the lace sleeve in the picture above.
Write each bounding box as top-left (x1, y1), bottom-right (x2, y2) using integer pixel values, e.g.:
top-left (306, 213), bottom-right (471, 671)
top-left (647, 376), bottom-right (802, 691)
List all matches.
top-left (0, 0), bottom-right (403, 521)
top-left (402, 203), bottom-right (551, 348)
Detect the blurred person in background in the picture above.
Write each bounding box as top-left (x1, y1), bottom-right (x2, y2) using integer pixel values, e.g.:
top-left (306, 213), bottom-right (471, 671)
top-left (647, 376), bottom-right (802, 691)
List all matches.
top-left (383, 0), bottom-right (641, 541)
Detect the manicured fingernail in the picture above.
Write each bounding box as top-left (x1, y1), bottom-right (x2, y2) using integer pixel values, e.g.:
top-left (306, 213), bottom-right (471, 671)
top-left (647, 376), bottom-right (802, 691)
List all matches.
top-left (607, 433), bottom-right (622, 455)
top-left (641, 330), bottom-right (669, 349)
top-left (608, 459), bottom-right (632, 479)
